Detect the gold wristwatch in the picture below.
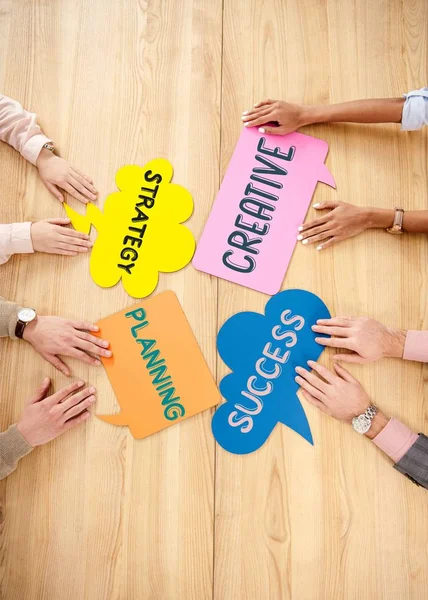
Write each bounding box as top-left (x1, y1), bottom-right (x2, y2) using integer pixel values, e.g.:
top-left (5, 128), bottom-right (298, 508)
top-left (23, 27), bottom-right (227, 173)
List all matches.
top-left (386, 207), bottom-right (404, 234)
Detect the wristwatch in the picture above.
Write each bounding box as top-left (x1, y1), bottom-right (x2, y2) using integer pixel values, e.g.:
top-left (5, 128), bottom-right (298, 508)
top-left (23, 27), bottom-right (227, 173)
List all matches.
top-left (352, 405), bottom-right (378, 434)
top-left (15, 308), bottom-right (37, 339)
top-left (386, 207), bottom-right (404, 234)
top-left (42, 142), bottom-right (55, 153)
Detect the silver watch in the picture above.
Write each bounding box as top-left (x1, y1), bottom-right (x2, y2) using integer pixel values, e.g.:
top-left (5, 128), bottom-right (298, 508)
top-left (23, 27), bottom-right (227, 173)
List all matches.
top-left (352, 405), bottom-right (378, 434)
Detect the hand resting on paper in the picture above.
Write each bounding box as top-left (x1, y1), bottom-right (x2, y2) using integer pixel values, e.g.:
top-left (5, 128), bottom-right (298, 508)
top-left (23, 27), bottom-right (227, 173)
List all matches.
top-left (17, 378), bottom-right (96, 447)
top-left (295, 360), bottom-right (388, 439)
top-left (311, 316), bottom-right (406, 364)
top-left (241, 99), bottom-right (307, 135)
top-left (31, 218), bottom-right (92, 256)
top-left (23, 316), bottom-right (112, 376)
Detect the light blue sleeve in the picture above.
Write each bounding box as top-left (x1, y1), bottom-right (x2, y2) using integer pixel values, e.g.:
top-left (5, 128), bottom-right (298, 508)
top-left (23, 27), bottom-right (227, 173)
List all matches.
top-left (401, 87), bottom-right (428, 131)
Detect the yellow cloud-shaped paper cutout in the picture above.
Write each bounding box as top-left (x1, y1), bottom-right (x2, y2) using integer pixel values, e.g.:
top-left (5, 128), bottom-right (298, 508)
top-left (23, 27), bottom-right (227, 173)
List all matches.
top-left (64, 159), bottom-right (195, 298)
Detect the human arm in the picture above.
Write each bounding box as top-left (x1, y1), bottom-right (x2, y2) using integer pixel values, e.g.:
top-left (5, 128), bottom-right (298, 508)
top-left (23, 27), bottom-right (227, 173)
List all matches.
top-left (0, 218), bottom-right (92, 264)
top-left (1, 378), bottom-right (96, 480)
top-left (311, 316), bottom-right (428, 364)
top-left (240, 87), bottom-right (428, 134)
top-left (0, 298), bottom-right (112, 375)
top-left (0, 93), bottom-right (97, 203)
top-left (295, 360), bottom-right (427, 489)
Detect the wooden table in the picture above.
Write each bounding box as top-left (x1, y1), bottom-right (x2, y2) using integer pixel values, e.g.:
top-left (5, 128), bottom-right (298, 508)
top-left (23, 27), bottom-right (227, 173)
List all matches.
top-left (1, 1), bottom-right (427, 598)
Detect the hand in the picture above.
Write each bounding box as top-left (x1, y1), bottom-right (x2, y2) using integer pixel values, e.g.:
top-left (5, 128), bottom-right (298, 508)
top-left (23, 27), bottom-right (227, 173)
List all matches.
top-left (23, 316), bottom-right (112, 376)
top-left (17, 378), bottom-right (96, 447)
top-left (297, 201), bottom-right (373, 250)
top-left (241, 99), bottom-right (307, 135)
top-left (312, 316), bottom-right (406, 364)
top-left (295, 360), bottom-right (388, 438)
top-left (31, 218), bottom-right (92, 256)
top-left (36, 148), bottom-right (97, 204)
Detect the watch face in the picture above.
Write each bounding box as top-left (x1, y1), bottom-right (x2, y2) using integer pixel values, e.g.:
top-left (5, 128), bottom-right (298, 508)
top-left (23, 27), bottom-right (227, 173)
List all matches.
top-left (352, 415), bottom-right (371, 434)
top-left (17, 308), bottom-right (36, 323)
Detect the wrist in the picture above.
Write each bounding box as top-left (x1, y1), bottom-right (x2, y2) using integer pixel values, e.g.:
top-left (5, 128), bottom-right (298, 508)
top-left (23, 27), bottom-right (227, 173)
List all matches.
top-left (383, 328), bottom-right (406, 358)
top-left (36, 147), bottom-right (55, 167)
top-left (16, 420), bottom-right (36, 447)
top-left (301, 105), bottom-right (326, 126)
top-left (22, 318), bottom-right (38, 343)
top-left (365, 207), bottom-right (395, 229)
top-left (364, 410), bottom-right (389, 440)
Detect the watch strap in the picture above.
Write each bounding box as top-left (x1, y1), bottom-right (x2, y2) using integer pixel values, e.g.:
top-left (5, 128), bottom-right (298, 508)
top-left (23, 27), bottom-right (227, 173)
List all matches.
top-left (15, 320), bottom-right (26, 339)
top-left (386, 207), bottom-right (404, 234)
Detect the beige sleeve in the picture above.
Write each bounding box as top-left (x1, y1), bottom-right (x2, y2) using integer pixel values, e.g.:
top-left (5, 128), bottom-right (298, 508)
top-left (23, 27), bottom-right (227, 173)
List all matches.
top-left (0, 424), bottom-right (33, 480)
top-left (0, 295), bottom-right (21, 339)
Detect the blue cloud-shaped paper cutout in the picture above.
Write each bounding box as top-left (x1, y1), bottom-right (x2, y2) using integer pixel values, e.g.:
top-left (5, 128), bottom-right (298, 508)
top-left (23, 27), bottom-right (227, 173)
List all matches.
top-left (212, 289), bottom-right (331, 454)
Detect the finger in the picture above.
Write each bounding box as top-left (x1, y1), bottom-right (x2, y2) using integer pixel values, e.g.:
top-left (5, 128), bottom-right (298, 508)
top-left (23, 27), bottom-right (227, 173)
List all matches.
top-left (314, 336), bottom-right (352, 350)
top-left (301, 231), bottom-right (332, 247)
top-left (71, 169), bottom-right (97, 195)
top-left (242, 109), bottom-right (274, 127)
top-left (253, 98), bottom-right (274, 109)
top-left (74, 338), bottom-right (112, 358)
top-left (333, 362), bottom-right (357, 383)
top-left (298, 214), bottom-right (330, 233)
top-left (44, 181), bottom-right (64, 203)
top-left (294, 374), bottom-right (326, 401)
top-left (69, 348), bottom-right (101, 367)
top-left (70, 321), bottom-right (100, 333)
top-left (59, 233), bottom-right (92, 248)
top-left (311, 324), bottom-right (350, 337)
top-left (72, 167), bottom-right (95, 186)
top-left (53, 249), bottom-right (78, 256)
top-left (258, 126), bottom-right (282, 135)
top-left (301, 389), bottom-right (328, 412)
top-left (298, 223), bottom-right (331, 243)
top-left (62, 182), bottom-right (90, 204)
top-left (56, 241), bottom-right (89, 253)
top-left (241, 106), bottom-right (271, 119)
top-left (46, 218), bottom-right (71, 226)
top-left (28, 377), bottom-right (51, 404)
top-left (46, 380), bottom-right (85, 406)
top-left (313, 201), bottom-right (339, 210)
top-left (44, 353), bottom-right (71, 376)
top-left (316, 317), bottom-right (353, 327)
top-left (333, 353), bottom-right (366, 364)
top-left (63, 395), bottom-right (96, 421)
top-left (69, 174), bottom-right (97, 201)
top-left (61, 410), bottom-right (91, 432)
top-left (76, 331), bottom-right (110, 350)
top-left (316, 236), bottom-right (342, 251)
top-left (60, 386), bottom-right (95, 413)
top-left (295, 366), bottom-right (328, 392)
top-left (57, 227), bottom-right (90, 240)
top-left (306, 360), bottom-right (337, 384)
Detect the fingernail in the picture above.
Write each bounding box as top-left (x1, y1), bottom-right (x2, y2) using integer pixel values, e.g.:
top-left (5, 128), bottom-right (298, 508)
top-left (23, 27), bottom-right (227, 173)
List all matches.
top-left (88, 395), bottom-right (96, 403)
top-left (102, 341), bottom-right (109, 347)
top-left (316, 245), bottom-right (323, 251)
top-left (78, 381), bottom-right (84, 386)
top-left (241, 116), bottom-right (247, 121)
top-left (302, 239), bottom-right (308, 245)
top-left (298, 226), bottom-right (304, 231)
top-left (307, 360), bottom-right (315, 366)
top-left (104, 350), bottom-right (112, 357)
top-left (242, 111), bottom-right (249, 115)
top-left (313, 203), bottom-right (320, 208)
top-left (295, 366), bottom-right (301, 372)
top-left (89, 386), bottom-right (96, 393)
top-left (244, 122), bottom-right (249, 127)
top-left (311, 325), bottom-right (317, 330)
top-left (92, 326), bottom-right (99, 331)
top-left (297, 235), bottom-right (303, 241)
top-left (83, 235), bottom-right (90, 240)
top-left (294, 376), bottom-right (300, 382)
top-left (44, 376), bottom-right (50, 383)
top-left (259, 128), bottom-right (265, 133)
top-left (95, 360), bottom-right (101, 366)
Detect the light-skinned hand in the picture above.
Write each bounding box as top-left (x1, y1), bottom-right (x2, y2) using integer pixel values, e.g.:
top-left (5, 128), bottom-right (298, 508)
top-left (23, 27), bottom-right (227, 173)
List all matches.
top-left (36, 148), bottom-right (97, 204)
top-left (241, 99), bottom-right (307, 135)
top-left (31, 218), bottom-right (92, 256)
top-left (23, 316), bottom-right (112, 376)
top-left (297, 201), bottom-right (373, 250)
top-left (312, 316), bottom-right (406, 364)
top-left (17, 378), bottom-right (96, 447)
top-left (295, 360), bottom-right (389, 437)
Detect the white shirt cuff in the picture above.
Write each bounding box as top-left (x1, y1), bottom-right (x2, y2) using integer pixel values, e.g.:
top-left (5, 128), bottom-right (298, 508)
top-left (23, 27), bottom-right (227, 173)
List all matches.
top-left (11, 222), bottom-right (34, 254)
top-left (21, 133), bottom-right (53, 165)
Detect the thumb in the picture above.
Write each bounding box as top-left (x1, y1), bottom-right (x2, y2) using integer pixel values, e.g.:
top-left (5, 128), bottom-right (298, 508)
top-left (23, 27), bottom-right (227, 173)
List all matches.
top-left (333, 353), bottom-right (365, 364)
top-left (44, 181), bottom-right (64, 203)
top-left (45, 354), bottom-right (71, 377)
top-left (45, 217), bottom-right (71, 226)
top-left (313, 201), bottom-right (339, 210)
top-left (258, 126), bottom-right (283, 136)
top-left (29, 377), bottom-right (51, 404)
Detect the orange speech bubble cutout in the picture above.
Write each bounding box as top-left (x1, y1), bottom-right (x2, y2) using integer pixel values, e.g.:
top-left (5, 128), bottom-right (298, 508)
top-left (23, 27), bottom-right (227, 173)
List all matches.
top-left (64, 159), bottom-right (195, 298)
top-left (96, 291), bottom-right (220, 439)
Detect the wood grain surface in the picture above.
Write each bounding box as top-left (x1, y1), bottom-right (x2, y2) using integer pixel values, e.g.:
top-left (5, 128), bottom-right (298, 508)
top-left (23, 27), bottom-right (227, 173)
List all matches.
top-left (0, 1), bottom-right (427, 599)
